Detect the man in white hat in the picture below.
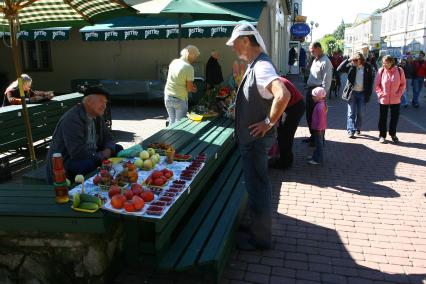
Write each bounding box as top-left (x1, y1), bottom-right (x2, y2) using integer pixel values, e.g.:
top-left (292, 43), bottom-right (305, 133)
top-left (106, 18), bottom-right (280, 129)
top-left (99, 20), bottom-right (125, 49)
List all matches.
top-left (226, 23), bottom-right (291, 250)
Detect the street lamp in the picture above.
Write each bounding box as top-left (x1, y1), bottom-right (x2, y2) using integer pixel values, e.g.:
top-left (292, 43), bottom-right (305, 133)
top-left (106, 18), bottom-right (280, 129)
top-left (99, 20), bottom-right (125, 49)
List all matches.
top-left (310, 20), bottom-right (319, 43)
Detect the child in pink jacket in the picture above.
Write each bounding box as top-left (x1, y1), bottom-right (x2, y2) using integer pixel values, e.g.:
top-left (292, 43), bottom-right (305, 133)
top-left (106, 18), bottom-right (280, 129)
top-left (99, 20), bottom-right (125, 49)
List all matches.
top-left (375, 55), bottom-right (406, 143)
top-left (308, 87), bottom-right (327, 165)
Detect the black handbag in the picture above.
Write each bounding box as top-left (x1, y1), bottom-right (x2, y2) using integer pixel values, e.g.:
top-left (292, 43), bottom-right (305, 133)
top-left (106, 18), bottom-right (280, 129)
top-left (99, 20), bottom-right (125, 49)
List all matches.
top-left (341, 83), bottom-right (353, 101)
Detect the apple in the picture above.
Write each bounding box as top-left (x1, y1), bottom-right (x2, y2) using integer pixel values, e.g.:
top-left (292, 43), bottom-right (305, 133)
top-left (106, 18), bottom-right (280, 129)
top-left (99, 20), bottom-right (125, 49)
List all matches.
top-left (152, 154), bottom-right (160, 164)
top-left (139, 150), bottom-right (149, 160)
top-left (108, 185), bottom-right (121, 198)
top-left (147, 148), bottom-right (156, 157)
top-left (132, 195), bottom-right (145, 211)
top-left (152, 171), bottom-right (163, 179)
top-left (124, 201), bottom-right (136, 212)
top-left (111, 194), bottom-right (125, 209)
top-left (154, 177), bottom-right (165, 186)
top-left (124, 190), bottom-right (134, 200)
top-left (143, 159), bottom-right (153, 170)
top-left (134, 158), bottom-right (144, 169)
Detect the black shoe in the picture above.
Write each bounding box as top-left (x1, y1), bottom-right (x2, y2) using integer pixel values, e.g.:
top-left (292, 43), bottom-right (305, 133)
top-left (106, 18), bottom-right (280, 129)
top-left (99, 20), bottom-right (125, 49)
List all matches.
top-left (391, 135), bottom-right (399, 143)
top-left (356, 129), bottom-right (361, 135)
top-left (268, 157), bottom-right (283, 169)
top-left (302, 137), bottom-right (313, 143)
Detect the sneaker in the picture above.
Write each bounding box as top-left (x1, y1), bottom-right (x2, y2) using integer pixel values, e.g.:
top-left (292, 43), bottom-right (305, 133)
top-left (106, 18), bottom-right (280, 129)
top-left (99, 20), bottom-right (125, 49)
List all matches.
top-left (356, 129), bottom-right (361, 135)
top-left (391, 136), bottom-right (399, 143)
top-left (348, 132), bottom-right (356, 139)
top-left (307, 159), bottom-right (320, 165)
top-left (379, 137), bottom-right (386, 143)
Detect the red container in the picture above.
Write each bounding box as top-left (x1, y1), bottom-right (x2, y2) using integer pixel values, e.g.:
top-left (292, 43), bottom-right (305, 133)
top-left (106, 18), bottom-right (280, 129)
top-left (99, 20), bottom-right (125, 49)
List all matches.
top-left (53, 169), bottom-right (66, 183)
top-left (52, 153), bottom-right (64, 171)
top-left (55, 186), bottom-right (69, 204)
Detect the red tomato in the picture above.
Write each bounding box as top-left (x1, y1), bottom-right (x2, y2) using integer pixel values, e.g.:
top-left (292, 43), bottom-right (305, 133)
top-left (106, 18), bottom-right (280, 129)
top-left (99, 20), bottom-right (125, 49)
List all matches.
top-left (124, 190), bottom-right (134, 200)
top-left (111, 194), bottom-right (125, 209)
top-left (108, 185), bottom-right (121, 198)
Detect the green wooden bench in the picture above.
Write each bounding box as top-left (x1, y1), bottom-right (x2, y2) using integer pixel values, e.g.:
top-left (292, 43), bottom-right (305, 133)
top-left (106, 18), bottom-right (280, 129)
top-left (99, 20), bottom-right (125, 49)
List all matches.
top-left (158, 149), bottom-right (246, 283)
top-left (120, 118), bottom-right (236, 264)
top-left (0, 184), bottom-right (111, 233)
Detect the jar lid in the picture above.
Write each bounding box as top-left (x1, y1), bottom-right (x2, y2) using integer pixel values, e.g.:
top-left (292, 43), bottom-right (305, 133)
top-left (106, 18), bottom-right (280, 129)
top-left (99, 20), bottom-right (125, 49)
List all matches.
top-left (52, 153), bottom-right (62, 158)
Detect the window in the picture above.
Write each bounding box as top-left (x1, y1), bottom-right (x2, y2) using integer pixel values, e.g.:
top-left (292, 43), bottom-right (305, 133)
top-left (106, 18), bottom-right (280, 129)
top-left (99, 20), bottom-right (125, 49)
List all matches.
top-left (387, 12), bottom-right (391, 32)
top-left (400, 7), bottom-right (406, 29)
top-left (418, 1), bottom-right (424, 24)
top-left (392, 11), bottom-right (397, 31)
top-left (382, 17), bottom-right (386, 33)
top-left (408, 3), bottom-right (415, 26)
top-left (21, 41), bottom-right (52, 71)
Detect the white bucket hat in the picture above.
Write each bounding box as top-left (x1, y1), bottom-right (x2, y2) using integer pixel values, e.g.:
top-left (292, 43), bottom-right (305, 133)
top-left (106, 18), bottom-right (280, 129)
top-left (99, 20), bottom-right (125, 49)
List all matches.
top-left (226, 22), bottom-right (267, 54)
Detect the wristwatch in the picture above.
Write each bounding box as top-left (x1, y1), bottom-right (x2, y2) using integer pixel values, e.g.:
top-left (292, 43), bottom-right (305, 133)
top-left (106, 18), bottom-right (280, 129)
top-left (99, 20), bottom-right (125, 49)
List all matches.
top-left (264, 116), bottom-right (272, 127)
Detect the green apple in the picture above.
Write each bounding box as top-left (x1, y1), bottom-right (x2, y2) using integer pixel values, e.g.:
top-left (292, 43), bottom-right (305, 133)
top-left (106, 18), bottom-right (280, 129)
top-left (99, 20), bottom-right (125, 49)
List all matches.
top-left (134, 158), bottom-right (144, 169)
top-left (147, 148), bottom-right (156, 157)
top-left (152, 153), bottom-right (160, 164)
top-left (143, 159), bottom-right (153, 170)
top-left (139, 150), bottom-right (149, 160)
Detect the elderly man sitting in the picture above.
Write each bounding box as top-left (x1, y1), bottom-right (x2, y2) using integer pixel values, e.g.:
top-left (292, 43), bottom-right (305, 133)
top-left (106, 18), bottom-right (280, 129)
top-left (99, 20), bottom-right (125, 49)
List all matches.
top-left (46, 86), bottom-right (122, 184)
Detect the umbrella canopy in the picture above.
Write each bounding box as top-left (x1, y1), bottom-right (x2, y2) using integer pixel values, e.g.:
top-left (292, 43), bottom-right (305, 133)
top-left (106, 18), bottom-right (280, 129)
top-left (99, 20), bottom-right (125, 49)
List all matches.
top-left (0, 0), bottom-right (135, 167)
top-left (132, 0), bottom-right (254, 54)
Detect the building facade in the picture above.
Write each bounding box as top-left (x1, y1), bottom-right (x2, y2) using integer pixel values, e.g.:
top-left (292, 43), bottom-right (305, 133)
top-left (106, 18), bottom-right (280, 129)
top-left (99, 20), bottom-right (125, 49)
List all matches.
top-left (380, 0), bottom-right (426, 58)
top-left (344, 13), bottom-right (382, 57)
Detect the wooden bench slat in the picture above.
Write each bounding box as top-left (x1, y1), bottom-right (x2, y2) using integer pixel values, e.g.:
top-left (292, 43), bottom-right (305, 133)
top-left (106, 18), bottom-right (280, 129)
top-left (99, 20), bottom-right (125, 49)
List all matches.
top-left (198, 177), bottom-right (246, 265)
top-left (175, 161), bottom-right (242, 271)
top-left (158, 150), bottom-right (241, 270)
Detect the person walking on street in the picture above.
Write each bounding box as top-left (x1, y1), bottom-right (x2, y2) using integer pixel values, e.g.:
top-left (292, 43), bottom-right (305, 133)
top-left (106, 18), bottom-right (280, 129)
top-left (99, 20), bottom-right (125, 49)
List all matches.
top-left (226, 23), bottom-right (290, 250)
top-left (303, 42), bottom-right (332, 145)
top-left (399, 55), bottom-right (415, 108)
top-left (375, 55), bottom-right (406, 144)
top-left (412, 51), bottom-right (426, 108)
top-left (337, 52), bottom-right (374, 138)
top-left (268, 76), bottom-right (305, 170)
top-left (307, 87), bottom-right (327, 165)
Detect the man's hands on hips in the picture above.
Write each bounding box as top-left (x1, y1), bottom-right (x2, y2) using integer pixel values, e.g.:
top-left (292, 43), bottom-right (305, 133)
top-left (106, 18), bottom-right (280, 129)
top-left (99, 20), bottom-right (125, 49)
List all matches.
top-left (248, 120), bottom-right (273, 138)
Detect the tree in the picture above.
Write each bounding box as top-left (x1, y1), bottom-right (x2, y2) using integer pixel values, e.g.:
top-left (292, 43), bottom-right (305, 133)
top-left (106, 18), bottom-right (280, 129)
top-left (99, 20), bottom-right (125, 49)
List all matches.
top-left (320, 35), bottom-right (344, 55)
top-left (332, 19), bottom-right (347, 40)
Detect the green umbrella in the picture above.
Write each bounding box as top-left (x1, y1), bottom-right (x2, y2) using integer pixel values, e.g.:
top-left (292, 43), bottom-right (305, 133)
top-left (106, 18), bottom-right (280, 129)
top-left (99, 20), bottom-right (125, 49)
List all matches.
top-left (132, 0), bottom-right (254, 54)
top-left (0, 0), bottom-right (134, 167)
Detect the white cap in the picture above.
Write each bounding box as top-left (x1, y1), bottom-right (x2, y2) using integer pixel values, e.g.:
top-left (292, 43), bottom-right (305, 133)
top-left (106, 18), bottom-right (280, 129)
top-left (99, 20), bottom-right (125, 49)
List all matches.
top-left (226, 23), bottom-right (268, 54)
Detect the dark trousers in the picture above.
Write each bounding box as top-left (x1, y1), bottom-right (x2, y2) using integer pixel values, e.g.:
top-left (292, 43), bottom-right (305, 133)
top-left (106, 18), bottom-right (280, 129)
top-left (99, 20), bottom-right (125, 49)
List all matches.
top-left (378, 104), bottom-right (400, 138)
top-left (305, 86), bottom-right (317, 136)
top-left (66, 144), bottom-right (123, 181)
top-left (277, 99), bottom-right (305, 167)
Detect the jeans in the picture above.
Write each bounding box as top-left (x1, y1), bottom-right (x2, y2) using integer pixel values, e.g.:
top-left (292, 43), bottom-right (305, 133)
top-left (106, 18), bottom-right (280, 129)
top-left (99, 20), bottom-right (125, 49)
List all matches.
top-left (412, 77), bottom-right (423, 106)
top-left (347, 91), bottom-right (365, 134)
top-left (312, 130), bottom-right (325, 163)
top-left (305, 86), bottom-right (318, 137)
top-left (401, 78), bottom-right (412, 106)
top-left (277, 99), bottom-right (305, 167)
top-left (378, 104), bottom-right (400, 138)
top-left (164, 95), bottom-right (188, 124)
top-left (239, 134), bottom-right (274, 246)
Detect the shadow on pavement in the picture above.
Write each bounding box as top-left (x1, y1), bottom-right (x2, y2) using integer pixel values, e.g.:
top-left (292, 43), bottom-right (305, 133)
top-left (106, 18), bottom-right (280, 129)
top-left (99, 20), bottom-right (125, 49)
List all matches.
top-left (283, 138), bottom-right (426, 198)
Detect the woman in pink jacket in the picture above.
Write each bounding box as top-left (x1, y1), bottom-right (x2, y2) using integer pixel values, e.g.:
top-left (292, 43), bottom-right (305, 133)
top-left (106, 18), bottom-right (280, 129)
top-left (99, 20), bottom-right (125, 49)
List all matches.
top-left (374, 55), bottom-right (406, 143)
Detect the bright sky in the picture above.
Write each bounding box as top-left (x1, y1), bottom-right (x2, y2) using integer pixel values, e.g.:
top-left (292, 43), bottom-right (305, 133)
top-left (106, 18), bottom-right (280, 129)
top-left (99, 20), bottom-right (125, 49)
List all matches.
top-left (303, 0), bottom-right (390, 40)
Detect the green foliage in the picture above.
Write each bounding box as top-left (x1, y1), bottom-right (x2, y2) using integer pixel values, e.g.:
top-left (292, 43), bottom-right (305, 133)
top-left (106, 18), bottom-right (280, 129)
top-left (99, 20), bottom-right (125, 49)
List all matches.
top-left (332, 19), bottom-right (346, 40)
top-left (320, 35), bottom-right (344, 55)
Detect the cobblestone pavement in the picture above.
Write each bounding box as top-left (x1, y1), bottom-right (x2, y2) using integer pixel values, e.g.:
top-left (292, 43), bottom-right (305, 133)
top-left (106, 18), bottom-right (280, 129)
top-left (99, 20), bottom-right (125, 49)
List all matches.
top-left (112, 76), bottom-right (426, 284)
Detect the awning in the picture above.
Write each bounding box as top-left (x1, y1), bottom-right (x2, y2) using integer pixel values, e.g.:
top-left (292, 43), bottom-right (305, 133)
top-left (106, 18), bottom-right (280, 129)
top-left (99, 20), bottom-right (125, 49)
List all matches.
top-left (0, 27), bottom-right (71, 40)
top-left (80, 1), bottom-right (265, 41)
